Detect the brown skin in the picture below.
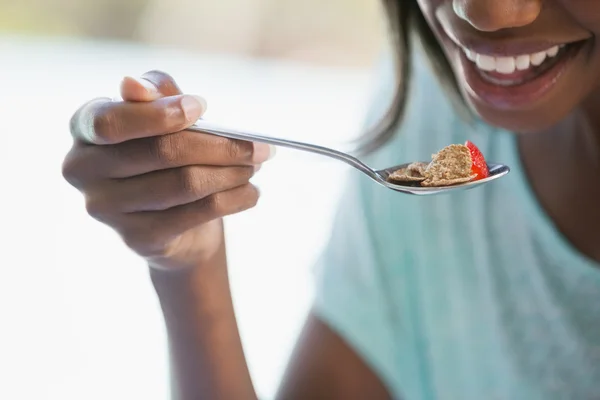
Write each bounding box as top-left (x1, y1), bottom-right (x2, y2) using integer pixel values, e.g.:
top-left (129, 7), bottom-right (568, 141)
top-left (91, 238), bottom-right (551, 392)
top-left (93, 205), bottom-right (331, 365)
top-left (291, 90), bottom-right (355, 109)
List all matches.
top-left (62, 1), bottom-right (600, 399)
top-left (63, 71), bottom-right (392, 399)
top-left (420, 0), bottom-right (600, 263)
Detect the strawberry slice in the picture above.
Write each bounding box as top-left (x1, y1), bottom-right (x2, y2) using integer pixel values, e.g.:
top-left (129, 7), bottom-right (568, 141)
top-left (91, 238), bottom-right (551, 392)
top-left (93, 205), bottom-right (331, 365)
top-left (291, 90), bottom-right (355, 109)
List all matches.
top-left (465, 140), bottom-right (489, 180)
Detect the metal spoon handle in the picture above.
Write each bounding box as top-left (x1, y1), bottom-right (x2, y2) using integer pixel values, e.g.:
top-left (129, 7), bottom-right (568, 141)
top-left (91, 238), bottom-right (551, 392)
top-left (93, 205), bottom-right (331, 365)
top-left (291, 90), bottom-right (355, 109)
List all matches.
top-left (188, 120), bottom-right (381, 180)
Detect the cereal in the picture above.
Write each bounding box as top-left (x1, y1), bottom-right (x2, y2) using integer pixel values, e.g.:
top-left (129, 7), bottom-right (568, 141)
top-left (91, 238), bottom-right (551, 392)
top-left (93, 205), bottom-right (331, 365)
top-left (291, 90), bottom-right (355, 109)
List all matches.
top-left (387, 162), bottom-right (428, 183)
top-left (387, 141), bottom-right (489, 188)
top-left (422, 144), bottom-right (473, 186)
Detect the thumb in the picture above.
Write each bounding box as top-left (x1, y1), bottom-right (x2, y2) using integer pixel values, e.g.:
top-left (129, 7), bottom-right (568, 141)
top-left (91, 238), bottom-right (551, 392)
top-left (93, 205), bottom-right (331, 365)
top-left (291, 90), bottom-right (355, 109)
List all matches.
top-left (120, 76), bottom-right (162, 102)
top-left (120, 70), bottom-right (185, 102)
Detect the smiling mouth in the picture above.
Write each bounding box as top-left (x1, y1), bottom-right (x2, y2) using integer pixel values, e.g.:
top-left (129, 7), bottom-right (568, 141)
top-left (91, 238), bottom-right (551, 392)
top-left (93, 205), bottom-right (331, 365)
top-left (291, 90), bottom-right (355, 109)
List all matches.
top-left (452, 37), bottom-right (589, 109)
top-left (461, 42), bottom-right (583, 87)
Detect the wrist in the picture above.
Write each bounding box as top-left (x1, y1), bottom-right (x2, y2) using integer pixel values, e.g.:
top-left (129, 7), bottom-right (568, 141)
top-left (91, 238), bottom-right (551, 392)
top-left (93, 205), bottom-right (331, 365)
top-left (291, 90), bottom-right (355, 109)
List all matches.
top-left (147, 219), bottom-right (226, 272)
top-left (149, 230), bottom-right (229, 305)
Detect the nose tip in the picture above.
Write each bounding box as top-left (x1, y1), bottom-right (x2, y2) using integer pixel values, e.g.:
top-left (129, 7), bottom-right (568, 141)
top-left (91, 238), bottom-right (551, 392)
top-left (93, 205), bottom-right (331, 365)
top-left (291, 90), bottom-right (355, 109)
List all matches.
top-left (453, 0), bottom-right (542, 32)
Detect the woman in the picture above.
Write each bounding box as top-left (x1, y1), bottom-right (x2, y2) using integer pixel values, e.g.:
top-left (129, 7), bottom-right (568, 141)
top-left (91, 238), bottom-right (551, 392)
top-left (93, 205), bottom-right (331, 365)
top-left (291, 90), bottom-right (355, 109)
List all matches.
top-left (62, 1), bottom-right (600, 399)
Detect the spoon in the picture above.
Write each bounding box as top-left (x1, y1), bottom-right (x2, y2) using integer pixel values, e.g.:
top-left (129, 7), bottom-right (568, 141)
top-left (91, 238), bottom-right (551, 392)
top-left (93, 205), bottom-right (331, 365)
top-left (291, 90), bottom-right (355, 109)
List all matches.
top-left (187, 120), bottom-right (510, 196)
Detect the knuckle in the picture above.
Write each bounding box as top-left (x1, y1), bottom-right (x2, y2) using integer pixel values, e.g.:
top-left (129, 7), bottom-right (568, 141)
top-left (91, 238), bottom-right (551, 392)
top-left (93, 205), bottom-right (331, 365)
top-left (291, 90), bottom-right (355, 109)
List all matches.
top-left (224, 139), bottom-right (253, 162)
top-left (149, 134), bottom-right (180, 165)
top-left (242, 166), bottom-right (257, 180)
top-left (200, 192), bottom-right (223, 215)
top-left (70, 98), bottom-right (112, 143)
top-left (61, 151), bottom-right (79, 183)
top-left (121, 229), bottom-right (167, 258)
top-left (151, 99), bottom-right (189, 133)
top-left (177, 166), bottom-right (207, 197)
top-left (242, 184), bottom-right (260, 208)
top-left (104, 142), bottom-right (125, 164)
top-left (92, 103), bottom-right (123, 144)
top-left (228, 166), bottom-right (254, 183)
top-left (84, 194), bottom-right (110, 220)
top-left (62, 146), bottom-right (94, 188)
top-left (204, 184), bottom-right (259, 216)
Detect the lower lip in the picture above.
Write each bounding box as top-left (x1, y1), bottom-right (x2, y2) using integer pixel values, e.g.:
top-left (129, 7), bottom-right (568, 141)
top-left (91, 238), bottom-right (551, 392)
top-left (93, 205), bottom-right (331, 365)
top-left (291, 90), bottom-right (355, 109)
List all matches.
top-left (458, 42), bottom-right (585, 110)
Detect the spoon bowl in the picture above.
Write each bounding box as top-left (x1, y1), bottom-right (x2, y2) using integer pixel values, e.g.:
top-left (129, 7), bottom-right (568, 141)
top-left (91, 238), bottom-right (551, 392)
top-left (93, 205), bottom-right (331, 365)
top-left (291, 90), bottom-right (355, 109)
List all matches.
top-left (377, 162), bottom-right (510, 195)
top-left (188, 120), bottom-right (510, 196)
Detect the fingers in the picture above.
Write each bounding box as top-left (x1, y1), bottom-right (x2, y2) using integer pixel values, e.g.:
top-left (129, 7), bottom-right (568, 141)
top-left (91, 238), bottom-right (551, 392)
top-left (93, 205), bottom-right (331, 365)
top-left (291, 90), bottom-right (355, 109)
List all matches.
top-left (141, 70), bottom-right (184, 97)
top-left (71, 69), bottom-right (205, 146)
top-left (117, 183), bottom-right (260, 255)
top-left (120, 71), bottom-right (186, 102)
top-left (63, 131), bottom-right (274, 181)
top-left (120, 76), bottom-right (162, 102)
top-left (63, 70), bottom-right (269, 266)
top-left (85, 165), bottom-right (257, 213)
top-left (70, 94), bottom-right (206, 145)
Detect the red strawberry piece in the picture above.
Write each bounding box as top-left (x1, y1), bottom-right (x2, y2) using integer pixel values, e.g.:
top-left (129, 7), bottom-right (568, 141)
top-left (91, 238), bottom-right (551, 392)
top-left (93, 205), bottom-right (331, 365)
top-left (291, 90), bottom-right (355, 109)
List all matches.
top-left (465, 140), bottom-right (489, 180)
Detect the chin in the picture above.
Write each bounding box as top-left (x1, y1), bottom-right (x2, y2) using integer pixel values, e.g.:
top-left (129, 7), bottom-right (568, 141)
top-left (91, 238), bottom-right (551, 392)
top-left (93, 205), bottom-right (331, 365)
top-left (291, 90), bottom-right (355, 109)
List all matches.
top-left (460, 85), bottom-right (579, 135)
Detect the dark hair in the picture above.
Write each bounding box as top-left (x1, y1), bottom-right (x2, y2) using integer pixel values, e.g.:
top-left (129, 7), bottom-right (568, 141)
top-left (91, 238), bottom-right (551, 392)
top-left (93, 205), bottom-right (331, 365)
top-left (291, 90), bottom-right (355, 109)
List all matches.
top-left (356, 0), bottom-right (470, 154)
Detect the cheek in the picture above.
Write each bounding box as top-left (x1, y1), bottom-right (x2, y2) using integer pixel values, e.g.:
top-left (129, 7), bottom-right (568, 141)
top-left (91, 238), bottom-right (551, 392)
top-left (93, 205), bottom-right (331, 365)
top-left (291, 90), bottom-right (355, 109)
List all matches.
top-left (416, 0), bottom-right (442, 19)
top-left (558, 0), bottom-right (600, 27)
top-left (415, 0), bottom-right (457, 51)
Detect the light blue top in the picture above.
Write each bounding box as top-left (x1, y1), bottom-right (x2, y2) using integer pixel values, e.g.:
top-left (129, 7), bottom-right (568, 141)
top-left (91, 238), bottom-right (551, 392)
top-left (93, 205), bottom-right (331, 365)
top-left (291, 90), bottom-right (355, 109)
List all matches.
top-left (313, 50), bottom-right (600, 400)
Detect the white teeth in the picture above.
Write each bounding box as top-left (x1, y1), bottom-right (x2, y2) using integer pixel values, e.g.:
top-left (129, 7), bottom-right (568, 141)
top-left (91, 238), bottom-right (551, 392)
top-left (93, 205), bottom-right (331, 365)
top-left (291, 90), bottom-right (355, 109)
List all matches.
top-left (463, 45), bottom-right (564, 74)
top-left (465, 49), bottom-right (477, 61)
top-left (476, 54), bottom-right (496, 71)
top-left (495, 57), bottom-right (516, 74)
top-left (515, 55), bottom-right (531, 71)
top-left (546, 45), bottom-right (559, 57)
top-left (530, 51), bottom-right (547, 66)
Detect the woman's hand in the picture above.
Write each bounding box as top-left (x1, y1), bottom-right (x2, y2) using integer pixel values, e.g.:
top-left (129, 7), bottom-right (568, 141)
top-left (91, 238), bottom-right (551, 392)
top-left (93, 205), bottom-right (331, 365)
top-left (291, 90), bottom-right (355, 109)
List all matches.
top-left (62, 71), bottom-right (275, 270)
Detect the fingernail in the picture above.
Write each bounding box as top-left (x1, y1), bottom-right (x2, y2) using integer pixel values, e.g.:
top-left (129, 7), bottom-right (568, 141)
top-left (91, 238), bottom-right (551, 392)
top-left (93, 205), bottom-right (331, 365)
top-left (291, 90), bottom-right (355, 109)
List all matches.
top-left (130, 76), bottom-right (159, 96)
top-left (181, 95), bottom-right (208, 121)
top-left (252, 143), bottom-right (277, 163)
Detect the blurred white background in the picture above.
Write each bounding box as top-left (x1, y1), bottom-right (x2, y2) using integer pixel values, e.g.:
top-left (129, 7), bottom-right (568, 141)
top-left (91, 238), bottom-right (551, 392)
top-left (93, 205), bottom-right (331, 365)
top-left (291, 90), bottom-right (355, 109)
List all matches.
top-left (0, 1), bottom-right (386, 399)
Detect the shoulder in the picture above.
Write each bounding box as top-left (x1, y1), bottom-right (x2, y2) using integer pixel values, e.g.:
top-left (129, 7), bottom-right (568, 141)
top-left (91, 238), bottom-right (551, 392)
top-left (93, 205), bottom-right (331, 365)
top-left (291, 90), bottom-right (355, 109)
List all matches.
top-left (312, 46), bottom-right (520, 400)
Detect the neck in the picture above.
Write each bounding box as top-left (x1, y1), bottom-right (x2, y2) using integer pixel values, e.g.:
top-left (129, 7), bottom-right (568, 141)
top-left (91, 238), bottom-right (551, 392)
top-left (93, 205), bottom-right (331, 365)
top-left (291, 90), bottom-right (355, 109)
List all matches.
top-left (517, 105), bottom-right (600, 263)
top-left (577, 93), bottom-right (600, 168)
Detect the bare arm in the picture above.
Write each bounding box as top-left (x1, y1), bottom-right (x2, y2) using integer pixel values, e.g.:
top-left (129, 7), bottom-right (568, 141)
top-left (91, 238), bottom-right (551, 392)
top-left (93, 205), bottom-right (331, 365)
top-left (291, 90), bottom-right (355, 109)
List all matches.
top-left (63, 70), bottom-right (391, 400)
top-left (152, 245), bottom-right (392, 400)
top-left (276, 313), bottom-right (392, 400)
top-left (150, 225), bottom-right (257, 400)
